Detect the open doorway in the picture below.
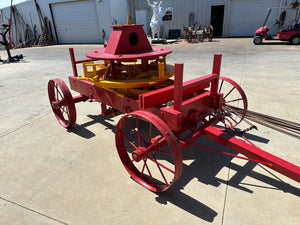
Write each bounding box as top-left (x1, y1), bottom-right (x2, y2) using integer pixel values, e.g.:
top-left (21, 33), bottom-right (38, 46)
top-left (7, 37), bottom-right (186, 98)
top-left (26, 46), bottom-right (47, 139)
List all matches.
top-left (210, 5), bottom-right (224, 37)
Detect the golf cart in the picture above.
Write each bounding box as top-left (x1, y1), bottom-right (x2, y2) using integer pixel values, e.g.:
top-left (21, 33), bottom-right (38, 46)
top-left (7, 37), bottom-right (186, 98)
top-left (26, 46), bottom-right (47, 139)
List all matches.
top-left (253, 7), bottom-right (300, 45)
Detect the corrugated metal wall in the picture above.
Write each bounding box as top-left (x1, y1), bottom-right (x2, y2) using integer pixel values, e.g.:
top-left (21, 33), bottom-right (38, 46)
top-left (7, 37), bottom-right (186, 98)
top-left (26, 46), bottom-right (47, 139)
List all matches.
top-left (130, 0), bottom-right (212, 38)
top-left (0, 1), bottom-right (42, 46)
top-left (130, 0), bottom-right (289, 38)
top-left (51, 0), bottom-right (101, 44)
top-left (1, 0), bottom-right (297, 45)
top-left (110, 0), bottom-right (129, 25)
top-left (40, 0), bottom-right (113, 44)
top-left (228, 0), bottom-right (281, 36)
top-left (0, 0), bottom-right (115, 46)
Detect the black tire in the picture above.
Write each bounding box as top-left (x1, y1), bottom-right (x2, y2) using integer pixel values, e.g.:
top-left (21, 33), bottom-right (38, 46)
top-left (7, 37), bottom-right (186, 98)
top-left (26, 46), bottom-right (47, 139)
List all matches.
top-left (253, 36), bottom-right (263, 45)
top-left (290, 35), bottom-right (300, 45)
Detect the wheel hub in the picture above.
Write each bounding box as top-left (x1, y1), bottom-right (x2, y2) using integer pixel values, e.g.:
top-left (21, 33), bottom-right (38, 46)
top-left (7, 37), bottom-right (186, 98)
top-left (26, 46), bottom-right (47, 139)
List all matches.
top-left (132, 147), bottom-right (147, 162)
top-left (51, 101), bottom-right (60, 109)
top-left (293, 38), bottom-right (299, 44)
top-left (132, 136), bottom-right (161, 162)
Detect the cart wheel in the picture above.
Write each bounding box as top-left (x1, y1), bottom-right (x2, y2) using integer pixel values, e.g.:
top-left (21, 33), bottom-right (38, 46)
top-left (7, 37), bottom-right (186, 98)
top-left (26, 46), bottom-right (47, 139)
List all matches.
top-left (48, 78), bottom-right (76, 128)
top-left (185, 28), bottom-right (192, 43)
top-left (290, 35), bottom-right (300, 45)
top-left (207, 26), bottom-right (213, 41)
top-left (253, 36), bottom-right (262, 45)
top-left (199, 35), bottom-right (204, 42)
top-left (116, 111), bottom-right (182, 192)
top-left (186, 34), bottom-right (192, 43)
top-left (218, 77), bottom-right (248, 127)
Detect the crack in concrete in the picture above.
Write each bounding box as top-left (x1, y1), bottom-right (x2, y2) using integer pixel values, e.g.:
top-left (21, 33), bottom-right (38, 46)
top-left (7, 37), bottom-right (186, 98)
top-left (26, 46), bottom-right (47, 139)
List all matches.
top-left (221, 151), bottom-right (233, 225)
top-left (0, 196), bottom-right (68, 224)
top-left (0, 113), bottom-right (51, 139)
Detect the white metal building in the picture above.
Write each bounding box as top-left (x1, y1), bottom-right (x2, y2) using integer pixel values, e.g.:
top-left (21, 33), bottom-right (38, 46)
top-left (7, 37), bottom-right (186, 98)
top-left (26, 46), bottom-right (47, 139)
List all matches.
top-left (0, 0), bottom-right (299, 45)
top-left (0, 0), bottom-right (129, 45)
top-left (130, 0), bottom-right (284, 37)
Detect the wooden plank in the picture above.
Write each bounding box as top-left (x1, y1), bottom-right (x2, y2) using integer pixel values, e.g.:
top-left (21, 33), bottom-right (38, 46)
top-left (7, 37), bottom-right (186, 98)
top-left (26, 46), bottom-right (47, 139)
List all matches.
top-left (140, 73), bottom-right (218, 109)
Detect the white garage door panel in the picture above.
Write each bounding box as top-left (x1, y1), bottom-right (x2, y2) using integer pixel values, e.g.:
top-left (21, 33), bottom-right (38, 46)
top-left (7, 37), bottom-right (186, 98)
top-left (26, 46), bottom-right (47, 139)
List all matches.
top-left (52, 0), bottom-right (101, 44)
top-left (229, 0), bottom-right (280, 36)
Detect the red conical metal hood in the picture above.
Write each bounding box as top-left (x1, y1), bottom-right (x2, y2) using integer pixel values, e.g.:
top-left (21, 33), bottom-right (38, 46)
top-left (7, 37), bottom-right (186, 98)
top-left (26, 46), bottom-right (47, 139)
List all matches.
top-left (85, 24), bottom-right (172, 61)
top-left (104, 25), bottom-right (153, 55)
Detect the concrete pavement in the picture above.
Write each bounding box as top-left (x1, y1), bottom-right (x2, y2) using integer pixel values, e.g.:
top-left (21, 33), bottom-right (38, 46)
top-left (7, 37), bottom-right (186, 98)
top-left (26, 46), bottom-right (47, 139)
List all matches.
top-left (0, 38), bottom-right (299, 225)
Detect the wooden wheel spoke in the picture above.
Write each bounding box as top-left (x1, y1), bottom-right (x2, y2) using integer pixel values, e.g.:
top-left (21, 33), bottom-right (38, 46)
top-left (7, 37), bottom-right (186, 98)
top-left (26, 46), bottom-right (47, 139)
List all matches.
top-left (58, 98), bottom-right (67, 108)
top-left (140, 159), bottom-right (147, 177)
top-left (149, 122), bottom-right (152, 142)
top-left (218, 79), bottom-right (224, 93)
top-left (223, 86), bottom-right (236, 99)
top-left (155, 149), bottom-right (172, 155)
top-left (224, 98), bottom-right (243, 104)
top-left (121, 132), bottom-right (138, 150)
top-left (147, 155), bottom-right (175, 174)
top-left (143, 159), bottom-right (155, 185)
top-left (135, 117), bottom-right (141, 146)
top-left (54, 83), bottom-right (59, 99)
top-left (135, 117), bottom-right (147, 145)
top-left (125, 119), bottom-right (147, 145)
top-left (54, 83), bottom-right (64, 100)
top-left (152, 155), bottom-right (168, 185)
top-left (61, 105), bottom-right (70, 115)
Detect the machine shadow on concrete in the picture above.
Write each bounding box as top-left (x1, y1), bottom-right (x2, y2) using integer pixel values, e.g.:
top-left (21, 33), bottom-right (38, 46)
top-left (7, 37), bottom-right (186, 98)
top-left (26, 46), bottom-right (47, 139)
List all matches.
top-left (66, 114), bottom-right (300, 222)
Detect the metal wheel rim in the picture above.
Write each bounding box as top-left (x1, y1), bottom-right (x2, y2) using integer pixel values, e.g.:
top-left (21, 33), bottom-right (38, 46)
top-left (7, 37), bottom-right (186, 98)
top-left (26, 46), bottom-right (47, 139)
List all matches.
top-left (292, 37), bottom-right (300, 45)
top-left (218, 76), bottom-right (248, 127)
top-left (115, 111), bottom-right (182, 192)
top-left (48, 78), bottom-right (76, 128)
top-left (254, 37), bottom-right (262, 44)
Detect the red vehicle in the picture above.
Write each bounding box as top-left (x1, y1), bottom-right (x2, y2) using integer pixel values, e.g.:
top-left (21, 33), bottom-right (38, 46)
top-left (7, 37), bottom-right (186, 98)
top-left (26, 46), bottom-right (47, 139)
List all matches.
top-left (48, 22), bottom-right (300, 192)
top-left (253, 7), bottom-right (300, 45)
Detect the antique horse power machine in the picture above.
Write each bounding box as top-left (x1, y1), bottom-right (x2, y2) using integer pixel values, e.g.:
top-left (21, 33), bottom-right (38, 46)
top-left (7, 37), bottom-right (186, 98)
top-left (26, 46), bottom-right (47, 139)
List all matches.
top-left (48, 23), bottom-right (300, 192)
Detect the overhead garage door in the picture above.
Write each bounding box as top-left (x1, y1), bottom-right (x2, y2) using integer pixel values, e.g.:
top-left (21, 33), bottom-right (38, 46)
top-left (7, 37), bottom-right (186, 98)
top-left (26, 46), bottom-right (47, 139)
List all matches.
top-left (228, 0), bottom-right (280, 36)
top-left (51, 0), bottom-right (101, 44)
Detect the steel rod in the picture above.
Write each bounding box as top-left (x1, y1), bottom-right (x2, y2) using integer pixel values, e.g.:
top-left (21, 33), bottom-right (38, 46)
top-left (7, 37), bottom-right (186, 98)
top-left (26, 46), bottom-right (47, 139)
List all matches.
top-left (228, 106), bottom-right (300, 138)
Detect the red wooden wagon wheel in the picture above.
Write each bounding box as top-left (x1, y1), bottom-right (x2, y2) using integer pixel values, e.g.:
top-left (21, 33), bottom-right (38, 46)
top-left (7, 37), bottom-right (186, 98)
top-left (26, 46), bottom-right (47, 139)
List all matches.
top-left (206, 25), bottom-right (213, 41)
top-left (218, 76), bottom-right (248, 127)
top-left (48, 78), bottom-right (76, 128)
top-left (115, 111), bottom-right (182, 192)
top-left (185, 27), bottom-right (193, 43)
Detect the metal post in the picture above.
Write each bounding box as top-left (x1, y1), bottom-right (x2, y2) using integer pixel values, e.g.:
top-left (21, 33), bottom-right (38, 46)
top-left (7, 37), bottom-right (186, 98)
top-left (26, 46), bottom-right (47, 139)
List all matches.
top-left (174, 63), bottom-right (183, 111)
top-left (69, 48), bottom-right (78, 77)
top-left (210, 54), bottom-right (222, 95)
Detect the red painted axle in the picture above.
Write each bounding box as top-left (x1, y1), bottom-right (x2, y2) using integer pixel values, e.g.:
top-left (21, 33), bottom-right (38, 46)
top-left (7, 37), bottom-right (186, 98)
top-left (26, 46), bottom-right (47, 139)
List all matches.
top-left (132, 135), bottom-right (164, 162)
